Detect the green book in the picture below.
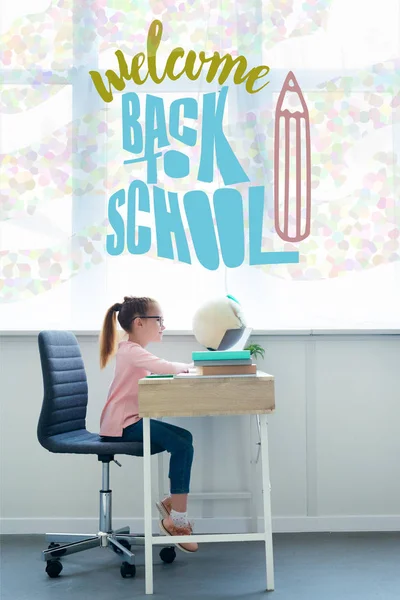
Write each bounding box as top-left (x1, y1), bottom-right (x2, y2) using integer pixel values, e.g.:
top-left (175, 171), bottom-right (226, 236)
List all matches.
top-left (145, 374), bottom-right (174, 378)
top-left (192, 350), bottom-right (251, 361)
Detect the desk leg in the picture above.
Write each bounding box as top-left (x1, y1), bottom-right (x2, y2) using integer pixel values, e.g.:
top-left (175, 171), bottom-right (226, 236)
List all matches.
top-left (259, 414), bottom-right (274, 591)
top-left (143, 417), bottom-right (153, 595)
top-left (250, 415), bottom-right (259, 533)
top-left (157, 418), bottom-right (166, 499)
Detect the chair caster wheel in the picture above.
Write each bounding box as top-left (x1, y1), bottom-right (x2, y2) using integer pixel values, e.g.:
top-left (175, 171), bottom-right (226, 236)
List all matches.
top-left (112, 539), bottom-right (132, 555)
top-left (159, 546), bottom-right (176, 564)
top-left (46, 560), bottom-right (63, 578)
top-left (120, 561), bottom-right (136, 578)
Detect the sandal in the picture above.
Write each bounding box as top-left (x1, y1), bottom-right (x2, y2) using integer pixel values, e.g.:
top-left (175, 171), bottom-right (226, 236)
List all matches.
top-left (155, 497), bottom-right (172, 520)
top-left (159, 517), bottom-right (198, 553)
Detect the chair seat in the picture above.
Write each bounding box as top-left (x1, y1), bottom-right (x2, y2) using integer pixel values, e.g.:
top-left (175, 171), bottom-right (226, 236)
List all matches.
top-left (39, 428), bottom-right (163, 457)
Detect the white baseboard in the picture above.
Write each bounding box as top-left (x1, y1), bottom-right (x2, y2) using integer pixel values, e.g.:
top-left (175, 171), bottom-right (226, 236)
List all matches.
top-left (272, 515), bottom-right (400, 533)
top-left (1, 516), bottom-right (399, 535)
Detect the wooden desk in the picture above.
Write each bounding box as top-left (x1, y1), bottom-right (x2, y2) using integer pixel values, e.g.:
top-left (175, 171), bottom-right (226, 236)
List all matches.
top-left (138, 371), bottom-right (275, 595)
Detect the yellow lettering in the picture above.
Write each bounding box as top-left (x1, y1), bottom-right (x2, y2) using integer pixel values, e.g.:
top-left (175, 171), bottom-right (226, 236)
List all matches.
top-left (147, 19), bottom-right (163, 84)
top-left (245, 66), bottom-right (270, 93)
top-left (165, 47), bottom-right (186, 80)
top-left (89, 50), bottom-right (129, 103)
top-left (184, 50), bottom-right (205, 80)
top-left (130, 52), bottom-right (148, 85)
top-left (88, 19), bottom-right (271, 101)
top-left (206, 53), bottom-right (248, 85)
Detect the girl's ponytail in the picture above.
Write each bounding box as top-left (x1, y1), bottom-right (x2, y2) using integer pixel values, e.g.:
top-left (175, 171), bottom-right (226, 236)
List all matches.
top-left (99, 296), bottom-right (155, 368)
top-left (99, 303), bottom-right (122, 369)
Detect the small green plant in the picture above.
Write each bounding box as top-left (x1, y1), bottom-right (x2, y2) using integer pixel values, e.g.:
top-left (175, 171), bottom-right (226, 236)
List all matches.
top-left (245, 342), bottom-right (265, 360)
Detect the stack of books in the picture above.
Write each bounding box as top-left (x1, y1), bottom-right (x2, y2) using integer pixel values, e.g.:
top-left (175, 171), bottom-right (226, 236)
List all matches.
top-left (191, 349), bottom-right (257, 377)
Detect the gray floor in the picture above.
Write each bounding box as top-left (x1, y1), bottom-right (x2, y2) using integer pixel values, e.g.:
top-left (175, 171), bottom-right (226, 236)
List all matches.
top-left (1, 533), bottom-right (399, 600)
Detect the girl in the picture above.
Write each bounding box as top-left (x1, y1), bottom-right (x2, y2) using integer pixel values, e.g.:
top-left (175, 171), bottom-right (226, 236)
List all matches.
top-left (99, 295), bottom-right (198, 553)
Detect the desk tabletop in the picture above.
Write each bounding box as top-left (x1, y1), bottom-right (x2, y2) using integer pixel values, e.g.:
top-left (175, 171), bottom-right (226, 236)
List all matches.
top-left (138, 370), bottom-right (275, 418)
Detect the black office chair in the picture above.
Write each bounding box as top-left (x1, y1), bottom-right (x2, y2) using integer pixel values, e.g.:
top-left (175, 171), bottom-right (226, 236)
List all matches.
top-left (37, 330), bottom-right (176, 579)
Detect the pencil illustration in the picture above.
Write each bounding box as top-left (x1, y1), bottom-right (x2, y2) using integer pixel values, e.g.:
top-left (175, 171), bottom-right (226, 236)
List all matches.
top-left (274, 71), bottom-right (311, 242)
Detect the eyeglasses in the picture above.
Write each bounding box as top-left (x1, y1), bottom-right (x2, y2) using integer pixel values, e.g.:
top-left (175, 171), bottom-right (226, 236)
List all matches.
top-left (131, 315), bottom-right (164, 326)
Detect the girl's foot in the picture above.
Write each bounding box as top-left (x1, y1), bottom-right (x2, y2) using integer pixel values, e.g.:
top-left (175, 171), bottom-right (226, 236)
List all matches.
top-left (155, 496), bottom-right (172, 520)
top-left (159, 516), bottom-right (198, 553)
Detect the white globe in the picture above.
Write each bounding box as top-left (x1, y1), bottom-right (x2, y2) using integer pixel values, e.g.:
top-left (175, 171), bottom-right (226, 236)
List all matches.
top-left (192, 295), bottom-right (247, 350)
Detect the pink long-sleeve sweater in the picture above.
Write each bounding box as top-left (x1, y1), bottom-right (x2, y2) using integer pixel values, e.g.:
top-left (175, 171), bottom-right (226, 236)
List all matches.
top-left (100, 341), bottom-right (190, 437)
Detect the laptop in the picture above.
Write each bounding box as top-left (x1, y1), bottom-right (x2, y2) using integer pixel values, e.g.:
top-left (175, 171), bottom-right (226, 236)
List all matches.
top-left (217, 327), bottom-right (253, 351)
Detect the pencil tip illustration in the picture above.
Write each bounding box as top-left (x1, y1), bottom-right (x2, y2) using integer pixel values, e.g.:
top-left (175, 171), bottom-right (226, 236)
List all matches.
top-left (283, 71), bottom-right (300, 94)
top-left (274, 72), bottom-right (312, 243)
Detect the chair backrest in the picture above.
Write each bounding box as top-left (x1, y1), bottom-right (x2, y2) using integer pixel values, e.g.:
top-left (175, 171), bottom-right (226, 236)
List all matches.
top-left (37, 331), bottom-right (89, 444)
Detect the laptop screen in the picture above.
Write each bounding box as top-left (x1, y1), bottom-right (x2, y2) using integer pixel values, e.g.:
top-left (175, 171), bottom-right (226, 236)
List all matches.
top-left (217, 327), bottom-right (253, 351)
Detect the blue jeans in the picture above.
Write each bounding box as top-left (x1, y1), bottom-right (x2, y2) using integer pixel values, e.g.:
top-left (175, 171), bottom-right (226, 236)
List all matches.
top-left (109, 419), bottom-right (194, 494)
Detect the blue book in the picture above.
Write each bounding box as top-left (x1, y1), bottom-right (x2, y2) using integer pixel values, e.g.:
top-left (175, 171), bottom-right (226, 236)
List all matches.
top-left (193, 358), bottom-right (252, 366)
top-left (192, 350), bottom-right (251, 361)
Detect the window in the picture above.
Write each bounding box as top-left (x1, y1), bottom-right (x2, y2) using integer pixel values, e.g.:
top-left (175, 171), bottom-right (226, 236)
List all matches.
top-left (1, 1), bottom-right (399, 331)
top-left (1, 1), bottom-right (74, 330)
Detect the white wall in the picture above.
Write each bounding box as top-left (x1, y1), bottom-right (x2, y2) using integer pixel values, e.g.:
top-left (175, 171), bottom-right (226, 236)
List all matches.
top-left (1, 332), bottom-right (399, 535)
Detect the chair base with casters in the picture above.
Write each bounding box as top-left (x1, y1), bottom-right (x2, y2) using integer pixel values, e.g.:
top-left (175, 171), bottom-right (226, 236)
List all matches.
top-left (42, 454), bottom-right (176, 580)
top-left (37, 330), bottom-right (176, 580)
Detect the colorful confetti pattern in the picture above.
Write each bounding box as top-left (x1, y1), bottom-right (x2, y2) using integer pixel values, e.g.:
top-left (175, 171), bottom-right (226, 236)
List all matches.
top-left (0, 1), bottom-right (399, 301)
